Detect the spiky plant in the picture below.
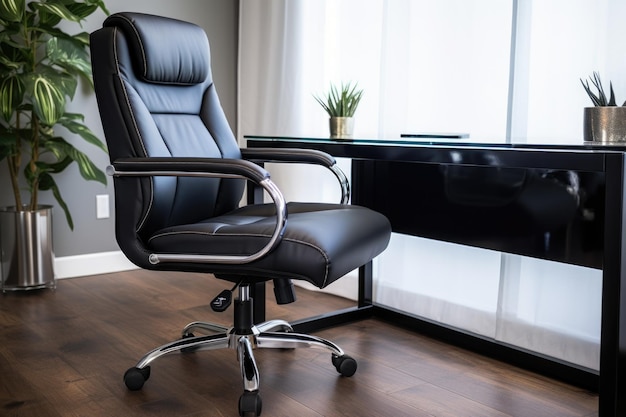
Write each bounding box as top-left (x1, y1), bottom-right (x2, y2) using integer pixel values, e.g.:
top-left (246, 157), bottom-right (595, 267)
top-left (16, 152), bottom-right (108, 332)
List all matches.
top-left (0, 0), bottom-right (109, 229)
top-left (314, 81), bottom-right (364, 117)
top-left (580, 71), bottom-right (626, 107)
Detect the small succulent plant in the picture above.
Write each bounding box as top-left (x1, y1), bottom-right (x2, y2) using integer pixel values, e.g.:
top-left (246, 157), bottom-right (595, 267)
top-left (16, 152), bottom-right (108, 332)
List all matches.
top-left (580, 71), bottom-right (626, 107)
top-left (314, 82), bottom-right (363, 117)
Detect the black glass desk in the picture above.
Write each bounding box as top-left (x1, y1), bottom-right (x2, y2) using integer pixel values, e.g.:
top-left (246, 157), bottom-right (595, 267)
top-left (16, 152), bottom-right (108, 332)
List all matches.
top-left (245, 135), bottom-right (626, 417)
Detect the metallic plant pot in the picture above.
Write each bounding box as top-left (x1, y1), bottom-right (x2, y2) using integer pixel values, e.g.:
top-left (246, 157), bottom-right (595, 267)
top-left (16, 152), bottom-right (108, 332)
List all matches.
top-left (0, 205), bottom-right (55, 292)
top-left (583, 107), bottom-right (626, 143)
top-left (329, 117), bottom-right (355, 139)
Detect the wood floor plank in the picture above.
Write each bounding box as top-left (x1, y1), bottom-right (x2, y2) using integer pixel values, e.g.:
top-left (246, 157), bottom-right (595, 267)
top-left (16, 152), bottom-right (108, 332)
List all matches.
top-left (0, 270), bottom-right (598, 416)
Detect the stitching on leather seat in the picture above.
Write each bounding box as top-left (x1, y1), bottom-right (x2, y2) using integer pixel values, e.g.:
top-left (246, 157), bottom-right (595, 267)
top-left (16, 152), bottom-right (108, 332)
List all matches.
top-left (148, 231), bottom-right (331, 286)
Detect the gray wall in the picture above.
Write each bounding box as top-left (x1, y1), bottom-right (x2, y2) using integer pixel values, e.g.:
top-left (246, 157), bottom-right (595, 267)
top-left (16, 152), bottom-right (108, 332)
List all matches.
top-left (0, 0), bottom-right (239, 258)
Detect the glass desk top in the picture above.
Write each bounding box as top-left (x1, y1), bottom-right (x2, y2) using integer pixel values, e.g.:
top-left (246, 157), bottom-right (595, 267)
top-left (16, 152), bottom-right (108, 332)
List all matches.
top-left (244, 134), bottom-right (626, 152)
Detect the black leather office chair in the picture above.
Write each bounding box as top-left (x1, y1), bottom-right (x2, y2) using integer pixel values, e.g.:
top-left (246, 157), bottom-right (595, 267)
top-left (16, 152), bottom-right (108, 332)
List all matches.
top-left (90, 12), bottom-right (391, 416)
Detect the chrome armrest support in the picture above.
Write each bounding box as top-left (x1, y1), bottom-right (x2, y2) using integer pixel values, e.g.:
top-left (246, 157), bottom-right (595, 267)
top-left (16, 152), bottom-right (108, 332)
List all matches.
top-left (328, 164), bottom-right (350, 205)
top-left (107, 157), bottom-right (287, 265)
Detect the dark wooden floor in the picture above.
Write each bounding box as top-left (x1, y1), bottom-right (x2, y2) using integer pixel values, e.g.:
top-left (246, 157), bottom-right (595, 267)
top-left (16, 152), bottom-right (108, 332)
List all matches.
top-left (0, 270), bottom-right (598, 416)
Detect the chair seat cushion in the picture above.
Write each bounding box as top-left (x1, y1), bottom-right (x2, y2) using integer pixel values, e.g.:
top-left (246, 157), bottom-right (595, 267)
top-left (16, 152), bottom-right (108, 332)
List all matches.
top-left (148, 202), bottom-right (391, 288)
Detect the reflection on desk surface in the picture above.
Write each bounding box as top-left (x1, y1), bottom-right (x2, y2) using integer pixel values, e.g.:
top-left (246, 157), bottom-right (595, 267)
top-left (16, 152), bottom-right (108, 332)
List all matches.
top-left (355, 161), bottom-right (604, 269)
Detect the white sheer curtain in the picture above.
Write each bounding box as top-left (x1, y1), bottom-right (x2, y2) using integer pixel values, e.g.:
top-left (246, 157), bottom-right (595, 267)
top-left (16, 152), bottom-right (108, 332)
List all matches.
top-left (238, 0), bottom-right (621, 370)
top-left (240, 0), bottom-right (511, 140)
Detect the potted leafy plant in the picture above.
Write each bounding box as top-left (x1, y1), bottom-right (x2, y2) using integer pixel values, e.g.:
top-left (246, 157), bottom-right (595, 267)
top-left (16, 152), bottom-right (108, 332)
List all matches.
top-left (0, 0), bottom-right (109, 290)
top-left (580, 72), bottom-right (626, 143)
top-left (314, 81), bottom-right (363, 138)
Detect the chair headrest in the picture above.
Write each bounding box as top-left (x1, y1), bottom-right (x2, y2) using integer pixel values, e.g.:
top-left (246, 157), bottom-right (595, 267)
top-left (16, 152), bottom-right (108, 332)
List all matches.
top-left (104, 12), bottom-right (210, 85)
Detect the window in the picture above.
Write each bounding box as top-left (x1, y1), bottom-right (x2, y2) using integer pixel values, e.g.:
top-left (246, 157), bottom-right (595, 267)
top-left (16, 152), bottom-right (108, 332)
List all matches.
top-left (239, 0), bottom-right (624, 370)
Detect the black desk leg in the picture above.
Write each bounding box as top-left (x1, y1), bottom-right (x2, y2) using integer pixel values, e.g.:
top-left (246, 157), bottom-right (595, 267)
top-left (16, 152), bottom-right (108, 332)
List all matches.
top-left (358, 262), bottom-right (373, 308)
top-left (599, 153), bottom-right (626, 417)
top-left (352, 159), bottom-right (375, 309)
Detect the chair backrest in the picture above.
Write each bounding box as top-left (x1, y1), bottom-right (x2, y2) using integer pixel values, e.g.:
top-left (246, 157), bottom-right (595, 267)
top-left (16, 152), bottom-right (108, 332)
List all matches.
top-left (91, 13), bottom-right (244, 264)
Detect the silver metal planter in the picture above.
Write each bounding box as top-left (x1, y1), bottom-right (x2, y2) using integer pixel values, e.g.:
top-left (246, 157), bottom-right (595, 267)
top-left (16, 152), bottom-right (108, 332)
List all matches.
top-left (329, 117), bottom-right (355, 139)
top-left (0, 205), bottom-right (55, 292)
top-left (583, 107), bottom-right (626, 143)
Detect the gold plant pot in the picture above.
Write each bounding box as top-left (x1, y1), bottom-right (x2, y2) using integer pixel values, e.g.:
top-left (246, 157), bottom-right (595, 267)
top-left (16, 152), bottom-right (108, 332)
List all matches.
top-left (329, 117), bottom-right (355, 139)
top-left (583, 107), bottom-right (626, 143)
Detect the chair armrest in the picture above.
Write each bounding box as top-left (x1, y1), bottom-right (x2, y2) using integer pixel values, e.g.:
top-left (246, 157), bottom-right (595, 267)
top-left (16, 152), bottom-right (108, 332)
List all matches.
top-left (107, 157), bottom-right (287, 266)
top-left (241, 147), bottom-right (336, 166)
top-left (108, 157), bottom-right (270, 183)
top-left (241, 148), bottom-right (350, 204)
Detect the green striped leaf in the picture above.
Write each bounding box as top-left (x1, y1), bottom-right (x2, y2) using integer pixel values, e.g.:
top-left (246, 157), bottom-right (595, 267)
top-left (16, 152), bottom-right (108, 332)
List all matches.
top-left (43, 136), bottom-right (107, 184)
top-left (0, 75), bottom-right (24, 122)
top-left (46, 37), bottom-right (92, 81)
top-left (32, 1), bottom-right (82, 23)
top-left (30, 74), bottom-right (66, 125)
top-left (0, 0), bottom-right (25, 22)
top-left (58, 114), bottom-right (107, 152)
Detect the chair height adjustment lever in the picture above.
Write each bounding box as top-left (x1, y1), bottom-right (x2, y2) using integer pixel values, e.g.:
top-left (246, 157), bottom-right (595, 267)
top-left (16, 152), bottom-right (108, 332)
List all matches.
top-left (273, 279), bottom-right (297, 305)
top-left (211, 289), bottom-right (232, 312)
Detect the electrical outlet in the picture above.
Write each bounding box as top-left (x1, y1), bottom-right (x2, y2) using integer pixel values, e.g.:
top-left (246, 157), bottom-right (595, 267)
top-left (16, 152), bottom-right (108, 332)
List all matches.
top-left (96, 194), bottom-right (110, 219)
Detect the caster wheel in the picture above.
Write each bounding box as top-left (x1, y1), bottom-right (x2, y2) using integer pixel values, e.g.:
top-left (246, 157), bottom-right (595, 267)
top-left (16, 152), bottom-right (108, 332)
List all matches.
top-left (181, 332), bottom-right (199, 353)
top-left (332, 354), bottom-right (357, 377)
top-left (239, 391), bottom-right (262, 416)
top-left (124, 366), bottom-right (150, 391)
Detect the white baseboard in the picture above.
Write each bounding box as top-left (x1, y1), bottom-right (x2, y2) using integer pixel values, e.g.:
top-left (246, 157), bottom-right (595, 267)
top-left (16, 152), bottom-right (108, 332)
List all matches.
top-left (54, 251), bottom-right (138, 279)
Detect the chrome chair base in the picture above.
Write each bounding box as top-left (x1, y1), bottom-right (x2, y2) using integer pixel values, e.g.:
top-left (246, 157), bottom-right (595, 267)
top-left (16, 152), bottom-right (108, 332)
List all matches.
top-left (123, 286), bottom-right (357, 417)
